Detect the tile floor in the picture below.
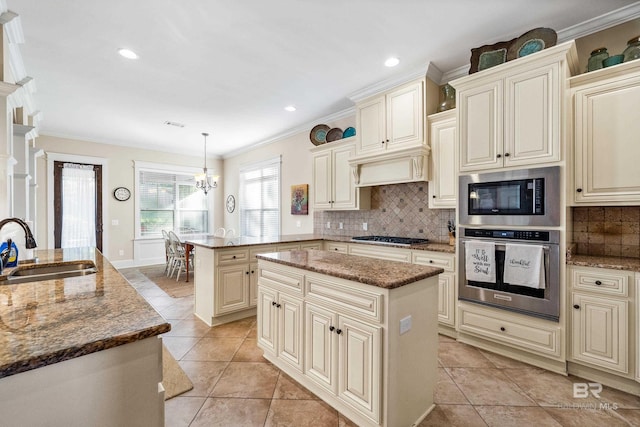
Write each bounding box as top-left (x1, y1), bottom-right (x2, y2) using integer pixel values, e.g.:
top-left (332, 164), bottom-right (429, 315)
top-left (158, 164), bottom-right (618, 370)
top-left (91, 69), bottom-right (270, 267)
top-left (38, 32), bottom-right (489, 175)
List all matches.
top-left (121, 268), bottom-right (640, 426)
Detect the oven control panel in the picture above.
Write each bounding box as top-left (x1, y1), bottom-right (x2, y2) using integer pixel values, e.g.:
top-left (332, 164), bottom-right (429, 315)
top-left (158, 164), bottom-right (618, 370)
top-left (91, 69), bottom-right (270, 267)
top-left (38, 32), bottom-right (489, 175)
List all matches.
top-left (463, 228), bottom-right (550, 242)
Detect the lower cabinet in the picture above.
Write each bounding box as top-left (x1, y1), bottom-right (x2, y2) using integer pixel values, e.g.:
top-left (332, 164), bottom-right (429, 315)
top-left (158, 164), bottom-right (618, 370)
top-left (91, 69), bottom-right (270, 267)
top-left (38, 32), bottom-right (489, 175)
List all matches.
top-left (215, 264), bottom-right (251, 315)
top-left (568, 265), bottom-right (634, 377)
top-left (257, 259), bottom-right (439, 427)
top-left (258, 286), bottom-right (304, 371)
top-left (305, 302), bottom-right (382, 422)
top-left (412, 251), bottom-right (456, 328)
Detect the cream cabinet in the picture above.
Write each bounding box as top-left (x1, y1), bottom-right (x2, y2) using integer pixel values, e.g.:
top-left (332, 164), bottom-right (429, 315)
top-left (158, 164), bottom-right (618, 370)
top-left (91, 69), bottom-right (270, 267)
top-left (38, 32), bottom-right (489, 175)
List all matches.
top-left (427, 110), bottom-right (457, 208)
top-left (637, 274), bottom-right (640, 383)
top-left (348, 243), bottom-right (411, 263)
top-left (570, 60), bottom-right (640, 205)
top-left (451, 41), bottom-right (576, 172)
top-left (412, 251), bottom-right (456, 329)
top-left (257, 257), bottom-right (439, 427)
top-left (311, 139), bottom-right (370, 210)
top-left (568, 266), bottom-right (634, 376)
top-left (305, 302), bottom-right (382, 422)
top-left (356, 79), bottom-right (425, 155)
top-left (324, 241), bottom-right (348, 254)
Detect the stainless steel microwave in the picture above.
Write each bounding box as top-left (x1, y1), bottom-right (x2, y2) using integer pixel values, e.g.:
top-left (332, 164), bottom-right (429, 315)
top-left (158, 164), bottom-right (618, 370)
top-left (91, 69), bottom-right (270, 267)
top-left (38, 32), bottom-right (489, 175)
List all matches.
top-left (459, 166), bottom-right (560, 227)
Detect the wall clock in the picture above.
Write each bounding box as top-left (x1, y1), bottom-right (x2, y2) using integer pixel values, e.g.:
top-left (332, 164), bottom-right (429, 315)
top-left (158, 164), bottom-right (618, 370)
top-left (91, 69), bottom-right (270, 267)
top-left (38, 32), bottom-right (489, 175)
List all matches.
top-left (113, 186), bottom-right (131, 201)
top-left (226, 195), bottom-right (236, 213)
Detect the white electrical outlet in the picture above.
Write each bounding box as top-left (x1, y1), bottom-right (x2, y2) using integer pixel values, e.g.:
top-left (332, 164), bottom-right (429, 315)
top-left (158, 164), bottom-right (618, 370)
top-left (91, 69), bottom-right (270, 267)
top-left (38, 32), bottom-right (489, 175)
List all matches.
top-left (118, 249), bottom-right (124, 256)
top-left (339, 222), bottom-right (343, 229)
top-left (400, 315), bottom-right (412, 335)
top-left (296, 220), bottom-right (301, 228)
top-left (363, 222), bottom-right (368, 231)
top-left (326, 221), bottom-right (331, 229)
top-left (111, 219), bottom-right (119, 226)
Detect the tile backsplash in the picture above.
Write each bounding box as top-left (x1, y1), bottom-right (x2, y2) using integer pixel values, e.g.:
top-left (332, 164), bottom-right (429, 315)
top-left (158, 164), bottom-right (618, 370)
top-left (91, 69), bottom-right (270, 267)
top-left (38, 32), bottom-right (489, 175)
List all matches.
top-left (313, 182), bottom-right (455, 243)
top-left (572, 206), bottom-right (640, 258)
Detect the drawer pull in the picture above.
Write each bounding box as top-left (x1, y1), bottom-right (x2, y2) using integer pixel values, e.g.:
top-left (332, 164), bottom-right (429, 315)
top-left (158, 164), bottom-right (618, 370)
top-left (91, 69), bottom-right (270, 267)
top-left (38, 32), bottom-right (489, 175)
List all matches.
top-left (232, 255), bottom-right (237, 259)
top-left (500, 327), bottom-right (506, 332)
top-left (429, 260), bottom-right (433, 263)
top-left (594, 280), bottom-right (602, 286)
top-left (576, 188), bottom-right (582, 193)
top-left (573, 304), bottom-right (580, 310)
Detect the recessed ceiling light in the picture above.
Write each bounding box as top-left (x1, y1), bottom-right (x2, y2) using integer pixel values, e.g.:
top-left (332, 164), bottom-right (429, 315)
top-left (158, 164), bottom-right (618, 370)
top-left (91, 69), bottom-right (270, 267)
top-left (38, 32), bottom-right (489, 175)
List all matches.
top-left (118, 48), bottom-right (139, 59)
top-left (284, 105), bottom-right (296, 112)
top-left (385, 57), bottom-right (400, 67)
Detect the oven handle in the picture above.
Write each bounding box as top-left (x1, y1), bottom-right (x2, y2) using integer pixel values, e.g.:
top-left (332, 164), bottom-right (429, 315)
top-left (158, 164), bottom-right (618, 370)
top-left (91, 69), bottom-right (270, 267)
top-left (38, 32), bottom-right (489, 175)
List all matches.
top-left (460, 241), bottom-right (551, 251)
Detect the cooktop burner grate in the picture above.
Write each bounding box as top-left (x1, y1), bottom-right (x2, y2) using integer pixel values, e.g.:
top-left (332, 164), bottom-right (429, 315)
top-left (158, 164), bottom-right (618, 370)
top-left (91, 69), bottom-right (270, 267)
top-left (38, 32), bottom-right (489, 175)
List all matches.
top-left (351, 236), bottom-right (429, 246)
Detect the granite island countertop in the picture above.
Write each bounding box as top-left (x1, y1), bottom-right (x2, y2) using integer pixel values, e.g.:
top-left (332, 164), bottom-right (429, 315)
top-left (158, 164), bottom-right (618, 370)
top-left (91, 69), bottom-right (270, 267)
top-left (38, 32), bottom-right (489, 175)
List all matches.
top-left (186, 233), bottom-right (456, 254)
top-left (257, 249), bottom-right (444, 289)
top-left (567, 254), bottom-right (640, 272)
top-left (0, 248), bottom-right (170, 379)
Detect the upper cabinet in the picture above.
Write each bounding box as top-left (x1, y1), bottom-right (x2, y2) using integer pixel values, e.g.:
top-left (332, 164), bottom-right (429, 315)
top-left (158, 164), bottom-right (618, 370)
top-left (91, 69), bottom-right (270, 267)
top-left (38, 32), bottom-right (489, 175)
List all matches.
top-left (451, 41), bottom-right (578, 173)
top-left (356, 79), bottom-right (425, 155)
top-left (570, 60), bottom-right (640, 205)
top-left (311, 138), bottom-right (371, 211)
top-left (428, 110), bottom-right (457, 209)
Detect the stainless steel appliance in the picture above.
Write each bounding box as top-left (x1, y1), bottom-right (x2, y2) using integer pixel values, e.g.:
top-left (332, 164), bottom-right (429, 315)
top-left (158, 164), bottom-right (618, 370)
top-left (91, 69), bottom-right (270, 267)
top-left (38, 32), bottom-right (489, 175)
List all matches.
top-left (458, 227), bottom-right (560, 321)
top-left (351, 236), bottom-right (428, 246)
top-left (459, 166), bottom-right (560, 227)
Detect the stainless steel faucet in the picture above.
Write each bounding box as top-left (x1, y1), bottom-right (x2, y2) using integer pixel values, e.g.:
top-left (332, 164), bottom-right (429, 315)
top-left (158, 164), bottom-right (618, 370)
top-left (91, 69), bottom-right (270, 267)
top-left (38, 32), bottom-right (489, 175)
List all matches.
top-left (0, 218), bottom-right (37, 273)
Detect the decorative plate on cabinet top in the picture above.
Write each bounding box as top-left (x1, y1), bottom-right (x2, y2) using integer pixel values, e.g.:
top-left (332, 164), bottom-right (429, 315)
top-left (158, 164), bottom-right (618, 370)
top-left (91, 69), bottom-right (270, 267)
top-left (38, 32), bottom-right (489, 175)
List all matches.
top-left (342, 127), bottom-right (356, 138)
top-left (310, 124), bottom-right (330, 145)
top-left (326, 127), bottom-right (343, 142)
top-left (507, 27), bottom-right (557, 61)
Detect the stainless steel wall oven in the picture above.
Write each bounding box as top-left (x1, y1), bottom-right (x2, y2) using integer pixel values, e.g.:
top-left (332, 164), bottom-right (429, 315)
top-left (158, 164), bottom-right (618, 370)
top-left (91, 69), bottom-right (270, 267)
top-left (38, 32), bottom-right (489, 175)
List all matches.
top-left (458, 227), bottom-right (560, 321)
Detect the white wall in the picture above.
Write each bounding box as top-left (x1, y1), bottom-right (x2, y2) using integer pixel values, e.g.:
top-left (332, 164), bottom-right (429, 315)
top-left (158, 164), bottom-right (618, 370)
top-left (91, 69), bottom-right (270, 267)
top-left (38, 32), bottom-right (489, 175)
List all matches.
top-left (223, 116), bottom-right (355, 235)
top-left (34, 134), bottom-right (224, 263)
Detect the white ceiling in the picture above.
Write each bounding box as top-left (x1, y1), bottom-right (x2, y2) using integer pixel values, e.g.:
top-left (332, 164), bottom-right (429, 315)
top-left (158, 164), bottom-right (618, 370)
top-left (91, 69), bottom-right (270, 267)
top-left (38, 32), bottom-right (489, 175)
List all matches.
top-left (8, 0), bottom-right (640, 157)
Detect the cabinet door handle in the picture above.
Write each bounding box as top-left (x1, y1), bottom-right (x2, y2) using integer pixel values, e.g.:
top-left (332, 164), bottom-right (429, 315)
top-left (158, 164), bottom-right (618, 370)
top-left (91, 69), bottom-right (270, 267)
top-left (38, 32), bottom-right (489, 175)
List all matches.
top-left (272, 301), bottom-right (277, 306)
top-left (576, 188), bottom-right (582, 193)
top-left (276, 303), bottom-right (281, 308)
top-left (504, 153), bottom-right (510, 157)
top-left (500, 327), bottom-right (506, 332)
top-left (335, 328), bottom-right (343, 335)
top-left (329, 326), bottom-right (335, 332)
top-left (595, 280), bottom-right (602, 286)
top-left (573, 304), bottom-right (580, 310)
top-left (496, 154), bottom-right (502, 159)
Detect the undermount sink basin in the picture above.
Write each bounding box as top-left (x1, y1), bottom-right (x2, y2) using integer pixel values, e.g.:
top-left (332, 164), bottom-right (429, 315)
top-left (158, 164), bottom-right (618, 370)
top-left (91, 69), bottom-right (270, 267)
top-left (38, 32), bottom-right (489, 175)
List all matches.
top-left (4, 261), bottom-right (98, 284)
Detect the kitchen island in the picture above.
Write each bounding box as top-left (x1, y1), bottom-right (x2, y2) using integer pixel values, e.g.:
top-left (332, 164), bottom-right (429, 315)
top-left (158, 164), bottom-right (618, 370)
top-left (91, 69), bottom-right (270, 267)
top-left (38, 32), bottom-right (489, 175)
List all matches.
top-left (187, 233), bottom-right (324, 326)
top-left (257, 249), bottom-right (443, 427)
top-left (0, 248), bottom-right (170, 427)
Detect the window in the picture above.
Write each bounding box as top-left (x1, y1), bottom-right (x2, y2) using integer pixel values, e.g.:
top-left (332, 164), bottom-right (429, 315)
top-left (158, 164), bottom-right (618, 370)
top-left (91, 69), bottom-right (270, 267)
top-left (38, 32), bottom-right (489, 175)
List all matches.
top-left (135, 163), bottom-right (210, 238)
top-left (239, 156), bottom-right (281, 237)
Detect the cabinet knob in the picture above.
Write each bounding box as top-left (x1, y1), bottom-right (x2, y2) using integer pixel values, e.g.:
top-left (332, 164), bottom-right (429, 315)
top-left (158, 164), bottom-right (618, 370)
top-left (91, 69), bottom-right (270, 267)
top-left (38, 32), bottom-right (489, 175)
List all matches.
top-left (429, 260), bottom-right (433, 263)
top-left (232, 255), bottom-right (237, 259)
top-left (500, 327), bottom-right (506, 332)
top-left (496, 154), bottom-right (502, 158)
top-left (276, 303), bottom-right (281, 308)
top-left (595, 280), bottom-right (602, 286)
top-left (576, 188), bottom-right (582, 193)
top-left (334, 248), bottom-right (339, 251)
top-left (573, 304), bottom-right (580, 310)
top-left (272, 301), bottom-right (277, 306)
top-left (504, 153), bottom-right (510, 157)
top-left (251, 270), bottom-right (255, 274)
top-left (432, 195), bottom-right (436, 198)
top-left (381, 141), bottom-right (385, 145)
top-left (246, 271), bottom-right (249, 275)
top-left (336, 328), bottom-right (343, 335)
top-left (329, 326), bottom-right (335, 332)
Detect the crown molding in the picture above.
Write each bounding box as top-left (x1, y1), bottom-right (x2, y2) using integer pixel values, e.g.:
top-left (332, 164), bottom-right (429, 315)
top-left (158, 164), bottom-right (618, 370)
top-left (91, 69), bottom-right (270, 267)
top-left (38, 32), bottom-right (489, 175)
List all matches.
top-left (223, 106), bottom-right (356, 159)
top-left (558, 2), bottom-right (640, 42)
top-left (348, 65), bottom-right (429, 103)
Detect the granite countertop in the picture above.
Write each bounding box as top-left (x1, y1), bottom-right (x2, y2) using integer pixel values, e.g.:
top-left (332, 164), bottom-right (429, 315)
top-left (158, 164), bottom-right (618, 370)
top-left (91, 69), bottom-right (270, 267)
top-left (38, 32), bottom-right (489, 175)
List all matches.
top-left (186, 233), bottom-right (324, 249)
top-left (567, 254), bottom-right (640, 272)
top-left (257, 249), bottom-right (444, 289)
top-left (0, 248), bottom-right (170, 379)
top-left (187, 233), bottom-right (456, 254)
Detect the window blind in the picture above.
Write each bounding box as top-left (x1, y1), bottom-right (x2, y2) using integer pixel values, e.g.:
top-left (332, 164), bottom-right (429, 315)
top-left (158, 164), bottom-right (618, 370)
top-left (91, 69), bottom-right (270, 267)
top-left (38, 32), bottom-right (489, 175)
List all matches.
top-left (239, 156), bottom-right (281, 237)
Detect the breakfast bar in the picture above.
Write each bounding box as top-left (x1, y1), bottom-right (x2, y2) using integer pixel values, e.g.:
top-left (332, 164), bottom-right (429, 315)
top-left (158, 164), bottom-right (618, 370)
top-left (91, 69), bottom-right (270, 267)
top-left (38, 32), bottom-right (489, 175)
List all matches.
top-left (256, 249), bottom-right (443, 427)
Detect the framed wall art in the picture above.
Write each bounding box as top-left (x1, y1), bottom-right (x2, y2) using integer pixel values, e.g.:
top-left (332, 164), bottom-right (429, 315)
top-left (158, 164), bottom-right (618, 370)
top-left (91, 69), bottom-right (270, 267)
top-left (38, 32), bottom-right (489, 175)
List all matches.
top-left (291, 184), bottom-right (309, 215)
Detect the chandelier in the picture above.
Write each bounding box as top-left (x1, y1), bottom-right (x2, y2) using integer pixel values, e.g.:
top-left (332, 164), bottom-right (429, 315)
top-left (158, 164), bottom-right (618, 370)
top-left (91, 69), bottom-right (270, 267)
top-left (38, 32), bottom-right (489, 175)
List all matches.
top-left (195, 132), bottom-right (219, 195)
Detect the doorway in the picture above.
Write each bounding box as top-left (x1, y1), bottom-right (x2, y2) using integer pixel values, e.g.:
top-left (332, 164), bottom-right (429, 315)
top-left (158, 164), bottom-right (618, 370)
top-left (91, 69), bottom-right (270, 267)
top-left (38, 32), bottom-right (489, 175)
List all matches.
top-left (53, 161), bottom-right (103, 251)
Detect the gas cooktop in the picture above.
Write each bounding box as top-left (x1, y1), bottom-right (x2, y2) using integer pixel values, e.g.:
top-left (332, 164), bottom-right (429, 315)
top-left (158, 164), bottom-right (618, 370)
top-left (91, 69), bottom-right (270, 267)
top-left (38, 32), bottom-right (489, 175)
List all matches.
top-left (351, 236), bottom-right (429, 246)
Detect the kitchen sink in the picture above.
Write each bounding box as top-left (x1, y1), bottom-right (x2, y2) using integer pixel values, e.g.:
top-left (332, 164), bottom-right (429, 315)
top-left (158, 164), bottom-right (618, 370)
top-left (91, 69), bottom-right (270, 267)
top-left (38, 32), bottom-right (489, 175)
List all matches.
top-left (3, 261), bottom-right (98, 284)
